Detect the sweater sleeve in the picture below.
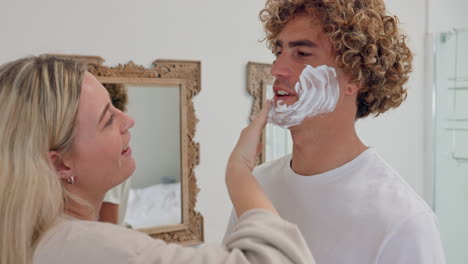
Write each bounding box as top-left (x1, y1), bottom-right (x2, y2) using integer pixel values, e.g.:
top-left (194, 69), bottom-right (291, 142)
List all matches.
top-left (135, 209), bottom-right (315, 264)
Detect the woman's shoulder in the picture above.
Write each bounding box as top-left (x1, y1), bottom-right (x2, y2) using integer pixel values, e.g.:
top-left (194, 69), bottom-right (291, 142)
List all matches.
top-left (34, 217), bottom-right (163, 264)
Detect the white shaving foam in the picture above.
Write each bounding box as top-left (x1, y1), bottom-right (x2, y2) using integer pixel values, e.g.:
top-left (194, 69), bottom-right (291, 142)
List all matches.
top-left (268, 65), bottom-right (340, 128)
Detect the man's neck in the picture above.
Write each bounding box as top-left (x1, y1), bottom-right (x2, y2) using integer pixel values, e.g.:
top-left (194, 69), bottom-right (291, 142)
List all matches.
top-left (290, 118), bottom-right (367, 176)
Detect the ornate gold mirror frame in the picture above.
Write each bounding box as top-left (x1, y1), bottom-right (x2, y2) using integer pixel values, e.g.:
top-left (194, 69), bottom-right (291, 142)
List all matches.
top-left (247, 62), bottom-right (273, 164)
top-left (53, 55), bottom-right (204, 246)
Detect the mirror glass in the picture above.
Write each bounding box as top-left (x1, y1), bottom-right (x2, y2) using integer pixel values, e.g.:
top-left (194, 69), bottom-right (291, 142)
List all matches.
top-left (264, 83), bottom-right (293, 162)
top-left (120, 84), bottom-right (182, 229)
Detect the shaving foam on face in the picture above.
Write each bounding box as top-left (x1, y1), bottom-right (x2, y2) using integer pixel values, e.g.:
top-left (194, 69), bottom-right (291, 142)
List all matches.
top-left (268, 65), bottom-right (340, 128)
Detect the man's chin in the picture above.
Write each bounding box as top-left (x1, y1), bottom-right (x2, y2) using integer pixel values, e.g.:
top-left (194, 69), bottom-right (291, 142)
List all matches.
top-left (287, 115), bottom-right (321, 129)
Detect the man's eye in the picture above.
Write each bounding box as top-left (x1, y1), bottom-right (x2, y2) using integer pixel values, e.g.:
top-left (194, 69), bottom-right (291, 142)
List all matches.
top-left (298, 51), bottom-right (311, 57)
top-left (105, 115), bottom-right (114, 127)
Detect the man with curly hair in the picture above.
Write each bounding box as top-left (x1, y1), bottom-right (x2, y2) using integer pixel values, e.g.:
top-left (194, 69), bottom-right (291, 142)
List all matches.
top-left (225, 0), bottom-right (445, 263)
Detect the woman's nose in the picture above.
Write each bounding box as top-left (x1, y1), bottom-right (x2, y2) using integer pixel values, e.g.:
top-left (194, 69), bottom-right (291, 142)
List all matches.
top-left (121, 114), bottom-right (135, 133)
top-left (127, 115), bottom-right (135, 129)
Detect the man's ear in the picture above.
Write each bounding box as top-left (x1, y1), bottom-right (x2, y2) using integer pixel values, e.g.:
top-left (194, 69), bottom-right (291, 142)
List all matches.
top-left (344, 82), bottom-right (360, 96)
top-left (48, 151), bottom-right (72, 181)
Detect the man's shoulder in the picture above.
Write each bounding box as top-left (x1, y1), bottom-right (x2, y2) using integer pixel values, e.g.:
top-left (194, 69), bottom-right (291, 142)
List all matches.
top-left (357, 152), bottom-right (434, 227)
top-left (333, 149), bottom-right (433, 227)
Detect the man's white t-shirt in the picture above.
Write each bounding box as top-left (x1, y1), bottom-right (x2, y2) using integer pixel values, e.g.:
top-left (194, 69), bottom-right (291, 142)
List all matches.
top-left (103, 178), bottom-right (131, 225)
top-left (225, 148), bottom-right (446, 263)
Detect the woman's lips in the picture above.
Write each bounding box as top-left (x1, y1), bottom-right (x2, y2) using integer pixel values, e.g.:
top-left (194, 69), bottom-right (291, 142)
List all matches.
top-left (121, 146), bottom-right (132, 156)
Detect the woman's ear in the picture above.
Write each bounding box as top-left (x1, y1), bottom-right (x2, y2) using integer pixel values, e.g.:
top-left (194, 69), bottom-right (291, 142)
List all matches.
top-left (48, 151), bottom-right (72, 181)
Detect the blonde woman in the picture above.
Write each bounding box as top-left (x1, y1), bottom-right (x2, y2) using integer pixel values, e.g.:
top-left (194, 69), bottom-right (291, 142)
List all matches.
top-left (0, 55), bottom-right (314, 264)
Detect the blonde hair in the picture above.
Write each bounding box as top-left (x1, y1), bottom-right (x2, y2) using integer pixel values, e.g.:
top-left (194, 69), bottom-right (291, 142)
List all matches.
top-left (0, 55), bottom-right (84, 264)
top-left (260, 0), bottom-right (413, 118)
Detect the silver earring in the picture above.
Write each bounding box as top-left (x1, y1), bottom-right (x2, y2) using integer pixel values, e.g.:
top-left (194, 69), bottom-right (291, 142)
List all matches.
top-left (67, 176), bottom-right (75, 184)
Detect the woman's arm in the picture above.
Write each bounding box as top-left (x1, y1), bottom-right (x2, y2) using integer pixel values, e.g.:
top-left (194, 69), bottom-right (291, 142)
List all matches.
top-left (225, 101), bottom-right (277, 217)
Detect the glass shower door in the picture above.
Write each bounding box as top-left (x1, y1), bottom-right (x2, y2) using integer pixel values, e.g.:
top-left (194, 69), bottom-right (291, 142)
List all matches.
top-left (434, 29), bottom-right (468, 264)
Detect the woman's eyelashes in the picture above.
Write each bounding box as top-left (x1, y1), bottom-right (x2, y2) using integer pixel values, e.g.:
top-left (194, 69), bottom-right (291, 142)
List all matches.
top-left (105, 114), bottom-right (115, 127)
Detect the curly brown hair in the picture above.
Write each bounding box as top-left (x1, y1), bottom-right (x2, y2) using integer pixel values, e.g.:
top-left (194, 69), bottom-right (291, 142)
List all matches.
top-left (103, 83), bottom-right (128, 112)
top-left (260, 0), bottom-right (413, 118)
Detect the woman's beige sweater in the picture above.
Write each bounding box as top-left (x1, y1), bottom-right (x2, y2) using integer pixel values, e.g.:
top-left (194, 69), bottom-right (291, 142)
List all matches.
top-left (34, 209), bottom-right (314, 264)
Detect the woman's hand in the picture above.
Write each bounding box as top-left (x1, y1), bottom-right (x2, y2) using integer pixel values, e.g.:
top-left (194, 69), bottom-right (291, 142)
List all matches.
top-left (226, 101), bottom-right (277, 217)
top-left (227, 100), bottom-right (269, 172)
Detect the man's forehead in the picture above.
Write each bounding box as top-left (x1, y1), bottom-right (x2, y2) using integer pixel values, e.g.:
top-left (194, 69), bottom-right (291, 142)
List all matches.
top-left (274, 15), bottom-right (326, 48)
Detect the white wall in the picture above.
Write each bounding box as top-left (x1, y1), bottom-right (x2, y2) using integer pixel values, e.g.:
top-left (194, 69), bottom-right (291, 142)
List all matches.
top-left (428, 0), bottom-right (468, 33)
top-left (0, 0), bottom-right (432, 243)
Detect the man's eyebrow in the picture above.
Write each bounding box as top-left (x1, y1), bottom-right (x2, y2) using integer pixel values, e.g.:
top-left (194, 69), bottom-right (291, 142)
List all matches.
top-left (99, 103), bottom-right (110, 124)
top-left (274, 39), bottom-right (318, 48)
top-left (288, 40), bottom-right (318, 48)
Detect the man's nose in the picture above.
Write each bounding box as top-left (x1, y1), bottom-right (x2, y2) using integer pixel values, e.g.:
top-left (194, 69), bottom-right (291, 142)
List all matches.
top-left (270, 53), bottom-right (293, 78)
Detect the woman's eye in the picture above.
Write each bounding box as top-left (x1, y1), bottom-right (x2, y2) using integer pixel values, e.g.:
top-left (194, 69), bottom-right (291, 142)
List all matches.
top-left (274, 51), bottom-right (282, 57)
top-left (105, 115), bottom-right (114, 127)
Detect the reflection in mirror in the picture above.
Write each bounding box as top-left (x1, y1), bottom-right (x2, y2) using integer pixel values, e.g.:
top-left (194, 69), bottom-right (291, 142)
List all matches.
top-left (123, 85), bottom-right (182, 229)
top-left (264, 83), bottom-right (293, 162)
